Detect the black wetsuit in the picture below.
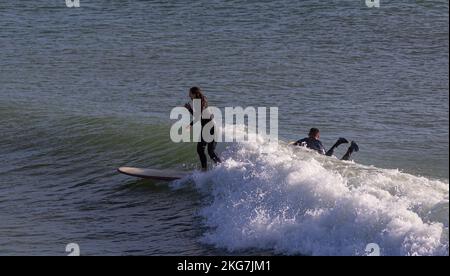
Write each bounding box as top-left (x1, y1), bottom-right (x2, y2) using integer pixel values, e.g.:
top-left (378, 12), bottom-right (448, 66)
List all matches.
top-left (295, 137), bottom-right (327, 155)
top-left (186, 104), bottom-right (221, 169)
top-left (294, 137), bottom-right (356, 161)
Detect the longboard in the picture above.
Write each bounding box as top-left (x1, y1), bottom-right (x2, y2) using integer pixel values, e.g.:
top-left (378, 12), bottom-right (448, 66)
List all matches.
top-left (118, 167), bottom-right (190, 181)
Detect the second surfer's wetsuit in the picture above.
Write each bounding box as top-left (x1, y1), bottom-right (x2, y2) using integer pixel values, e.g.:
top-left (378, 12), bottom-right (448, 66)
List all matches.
top-left (294, 137), bottom-right (358, 161)
top-left (295, 137), bottom-right (327, 155)
top-left (186, 104), bottom-right (221, 170)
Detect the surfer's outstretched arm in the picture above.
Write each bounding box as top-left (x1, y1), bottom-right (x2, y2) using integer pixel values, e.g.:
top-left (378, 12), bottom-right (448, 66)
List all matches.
top-left (325, 138), bottom-right (349, 156)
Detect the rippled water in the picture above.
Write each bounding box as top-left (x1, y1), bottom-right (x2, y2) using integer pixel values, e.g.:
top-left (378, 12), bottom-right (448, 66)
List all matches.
top-left (0, 1), bottom-right (448, 255)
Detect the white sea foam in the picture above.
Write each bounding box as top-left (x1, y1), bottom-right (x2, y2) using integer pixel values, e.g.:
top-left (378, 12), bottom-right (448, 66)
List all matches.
top-left (181, 127), bottom-right (449, 256)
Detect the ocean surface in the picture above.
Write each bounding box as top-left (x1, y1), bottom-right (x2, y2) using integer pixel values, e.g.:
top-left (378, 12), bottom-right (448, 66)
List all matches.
top-left (0, 0), bottom-right (448, 255)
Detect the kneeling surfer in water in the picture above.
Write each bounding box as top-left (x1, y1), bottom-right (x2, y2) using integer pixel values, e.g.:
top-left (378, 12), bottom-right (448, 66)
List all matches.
top-left (292, 128), bottom-right (359, 160)
top-left (184, 87), bottom-right (222, 171)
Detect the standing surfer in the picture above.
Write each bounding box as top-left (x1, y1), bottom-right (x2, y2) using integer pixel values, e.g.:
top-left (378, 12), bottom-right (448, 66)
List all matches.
top-left (185, 87), bottom-right (221, 171)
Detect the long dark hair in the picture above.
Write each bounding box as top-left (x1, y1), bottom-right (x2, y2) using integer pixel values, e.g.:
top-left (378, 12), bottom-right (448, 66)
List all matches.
top-left (190, 87), bottom-right (208, 110)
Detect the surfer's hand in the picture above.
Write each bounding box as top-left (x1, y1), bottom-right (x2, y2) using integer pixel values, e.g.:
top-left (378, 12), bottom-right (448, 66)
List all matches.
top-left (186, 125), bottom-right (191, 130)
top-left (184, 103), bottom-right (192, 112)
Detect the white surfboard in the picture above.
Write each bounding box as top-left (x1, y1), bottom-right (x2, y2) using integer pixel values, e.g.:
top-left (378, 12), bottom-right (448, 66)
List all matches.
top-left (118, 167), bottom-right (190, 181)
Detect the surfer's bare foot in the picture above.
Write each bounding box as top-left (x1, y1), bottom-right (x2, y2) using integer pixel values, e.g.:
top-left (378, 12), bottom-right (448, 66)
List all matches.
top-left (336, 137), bottom-right (349, 146)
top-left (350, 141), bottom-right (359, 152)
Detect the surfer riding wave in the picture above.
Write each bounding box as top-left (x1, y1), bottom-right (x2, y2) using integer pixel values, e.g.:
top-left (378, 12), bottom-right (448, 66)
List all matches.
top-left (184, 87), bottom-right (222, 171)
